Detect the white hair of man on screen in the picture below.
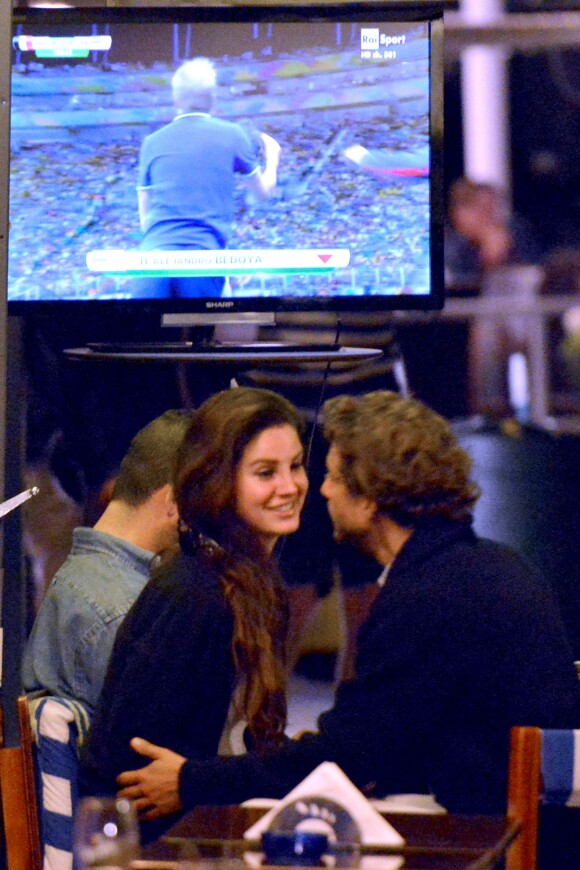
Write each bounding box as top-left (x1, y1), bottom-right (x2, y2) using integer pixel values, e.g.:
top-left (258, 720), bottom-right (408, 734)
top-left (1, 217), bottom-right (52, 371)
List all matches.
top-left (172, 57), bottom-right (217, 112)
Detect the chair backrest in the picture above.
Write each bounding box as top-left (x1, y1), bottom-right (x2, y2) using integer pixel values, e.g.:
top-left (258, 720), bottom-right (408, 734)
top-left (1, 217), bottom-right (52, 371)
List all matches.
top-left (0, 696), bottom-right (43, 870)
top-left (506, 726), bottom-right (580, 870)
top-left (0, 694), bottom-right (90, 870)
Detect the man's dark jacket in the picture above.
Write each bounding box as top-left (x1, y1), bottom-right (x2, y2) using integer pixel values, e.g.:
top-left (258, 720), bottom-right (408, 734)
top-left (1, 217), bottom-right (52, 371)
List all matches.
top-left (180, 519), bottom-right (580, 814)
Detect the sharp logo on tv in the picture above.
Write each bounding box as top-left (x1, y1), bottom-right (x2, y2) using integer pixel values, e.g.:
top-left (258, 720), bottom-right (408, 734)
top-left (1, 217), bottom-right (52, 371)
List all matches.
top-left (206, 301), bottom-right (235, 309)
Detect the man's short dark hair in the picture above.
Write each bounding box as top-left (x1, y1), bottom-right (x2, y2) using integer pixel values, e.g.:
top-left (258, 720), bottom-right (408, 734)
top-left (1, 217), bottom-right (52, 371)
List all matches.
top-left (111, 410), bottom-right (192, 507)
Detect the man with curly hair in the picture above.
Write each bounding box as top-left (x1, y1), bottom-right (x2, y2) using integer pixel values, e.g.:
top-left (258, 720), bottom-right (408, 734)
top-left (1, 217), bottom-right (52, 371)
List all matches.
top-left (116, 392), bottom-right (579, 820)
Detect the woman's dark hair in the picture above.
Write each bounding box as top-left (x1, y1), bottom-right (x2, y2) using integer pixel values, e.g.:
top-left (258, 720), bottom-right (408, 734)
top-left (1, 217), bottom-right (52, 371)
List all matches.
top-left (175, 387), bottom-right (306, 752)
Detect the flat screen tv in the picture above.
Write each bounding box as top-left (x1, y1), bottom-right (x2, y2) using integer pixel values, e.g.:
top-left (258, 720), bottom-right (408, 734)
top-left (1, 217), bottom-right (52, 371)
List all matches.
top-left (6, 3), bottom-right (444, 325)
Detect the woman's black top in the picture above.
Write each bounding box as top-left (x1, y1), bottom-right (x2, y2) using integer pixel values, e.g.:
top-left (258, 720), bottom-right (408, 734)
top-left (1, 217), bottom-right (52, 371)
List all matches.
top-left (79, 549), bottom-right (235, 804)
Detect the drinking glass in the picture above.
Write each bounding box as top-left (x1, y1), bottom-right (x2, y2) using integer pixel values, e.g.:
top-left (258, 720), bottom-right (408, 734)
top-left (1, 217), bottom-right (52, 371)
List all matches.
top-left (74, 796), bottom-right (140, 870)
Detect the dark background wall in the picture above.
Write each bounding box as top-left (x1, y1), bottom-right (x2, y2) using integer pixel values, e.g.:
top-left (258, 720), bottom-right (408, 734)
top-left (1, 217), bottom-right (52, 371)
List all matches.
top-left (444, 46), bottom-right (580, 255)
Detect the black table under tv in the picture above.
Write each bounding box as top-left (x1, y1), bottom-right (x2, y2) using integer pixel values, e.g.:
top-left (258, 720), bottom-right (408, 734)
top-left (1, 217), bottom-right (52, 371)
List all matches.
top-left (63, 344), bottom-right (383, 367)
top-left (63, 344), bottom-right (384, 405)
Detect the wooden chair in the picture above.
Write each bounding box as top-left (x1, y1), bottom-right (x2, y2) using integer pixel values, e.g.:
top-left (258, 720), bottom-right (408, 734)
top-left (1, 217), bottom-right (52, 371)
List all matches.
top-left (0, 696), bottom-right (43, 870)
top-left (506, 726), bottom-right (580, 870)
top-left (1, 693), bottom-right (90, 870)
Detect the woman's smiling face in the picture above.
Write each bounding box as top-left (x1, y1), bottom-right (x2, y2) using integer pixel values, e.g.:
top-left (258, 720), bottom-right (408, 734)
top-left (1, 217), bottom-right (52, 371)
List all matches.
top-left (234, 423), bottom-right (308, 552)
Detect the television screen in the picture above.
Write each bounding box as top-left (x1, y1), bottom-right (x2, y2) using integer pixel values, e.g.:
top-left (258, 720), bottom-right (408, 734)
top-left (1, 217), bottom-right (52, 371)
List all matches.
top-left (7, 4), bottom-right (444, 318)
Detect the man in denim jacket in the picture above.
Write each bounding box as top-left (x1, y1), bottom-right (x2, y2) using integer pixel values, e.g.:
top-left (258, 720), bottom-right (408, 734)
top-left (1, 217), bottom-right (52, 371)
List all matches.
top-left (22, 409), bottom-right (191, 715)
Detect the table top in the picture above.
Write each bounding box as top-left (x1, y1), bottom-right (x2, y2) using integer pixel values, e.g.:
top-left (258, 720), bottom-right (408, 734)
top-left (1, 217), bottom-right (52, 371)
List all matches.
top-left (140, 804), bottom-right (519, 870)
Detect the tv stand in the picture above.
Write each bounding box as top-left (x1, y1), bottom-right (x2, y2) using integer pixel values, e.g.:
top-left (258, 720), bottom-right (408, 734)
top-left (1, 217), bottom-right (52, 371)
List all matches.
top-left (161, 312), bottom-right (276, 328)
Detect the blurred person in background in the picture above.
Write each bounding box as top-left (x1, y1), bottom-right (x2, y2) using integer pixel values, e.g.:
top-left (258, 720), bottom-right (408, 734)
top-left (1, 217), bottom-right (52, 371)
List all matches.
top-left (445, 177), bottom-right (543, 416)
top-left (445, 177), bottom-right (540, 288)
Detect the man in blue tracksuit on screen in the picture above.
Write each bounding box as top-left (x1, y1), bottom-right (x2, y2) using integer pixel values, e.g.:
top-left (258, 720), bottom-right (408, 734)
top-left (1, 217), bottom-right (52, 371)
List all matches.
top-left (136, 57), bottom-right (280, 298)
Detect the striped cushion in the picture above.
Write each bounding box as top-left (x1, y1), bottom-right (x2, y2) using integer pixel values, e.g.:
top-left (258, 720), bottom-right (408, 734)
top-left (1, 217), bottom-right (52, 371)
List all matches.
top-left (541, 729), bottom-right (580, 808)
top-left (30, 697), bottom-right (91, 870)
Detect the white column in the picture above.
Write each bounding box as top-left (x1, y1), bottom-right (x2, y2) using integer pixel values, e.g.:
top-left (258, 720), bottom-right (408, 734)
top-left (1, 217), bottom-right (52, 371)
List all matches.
top-left (459, 0), bottom-right (512, 200)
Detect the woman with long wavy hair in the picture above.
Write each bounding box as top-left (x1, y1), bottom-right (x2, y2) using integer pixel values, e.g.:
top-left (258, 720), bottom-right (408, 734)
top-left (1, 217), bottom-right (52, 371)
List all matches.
top-left (79, 387), bottom-right (308, 839)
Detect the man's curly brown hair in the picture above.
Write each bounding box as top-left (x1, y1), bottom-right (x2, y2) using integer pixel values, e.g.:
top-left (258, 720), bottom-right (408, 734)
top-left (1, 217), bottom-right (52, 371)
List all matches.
top-left (322, 391), bottom-right (479, 527)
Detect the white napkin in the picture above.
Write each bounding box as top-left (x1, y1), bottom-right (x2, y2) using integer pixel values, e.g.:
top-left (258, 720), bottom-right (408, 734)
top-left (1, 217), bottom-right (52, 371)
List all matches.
top-left (244, 762), bottom-right (405, 869)
top-left (242, 794), bottom-right (447, 815)
top-left (371, 794), bottom-right (447, 815)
